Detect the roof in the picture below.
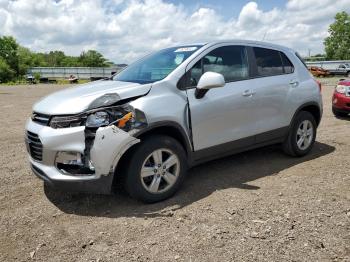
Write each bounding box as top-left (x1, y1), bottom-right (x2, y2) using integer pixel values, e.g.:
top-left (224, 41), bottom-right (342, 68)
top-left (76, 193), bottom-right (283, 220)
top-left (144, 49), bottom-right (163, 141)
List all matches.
top-left (204, 40), bottom-right (293, 51)
top-left (174, 39), bottom-right (294, 52)
top-left (172, 39), bottom-right (295, 53)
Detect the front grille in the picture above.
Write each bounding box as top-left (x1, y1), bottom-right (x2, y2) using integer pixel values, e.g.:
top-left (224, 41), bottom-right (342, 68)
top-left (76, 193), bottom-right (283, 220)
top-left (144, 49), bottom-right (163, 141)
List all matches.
top-left (26, 131), bottom-right (43, 161)
top-left (32, 112), bottom-right (50, 126)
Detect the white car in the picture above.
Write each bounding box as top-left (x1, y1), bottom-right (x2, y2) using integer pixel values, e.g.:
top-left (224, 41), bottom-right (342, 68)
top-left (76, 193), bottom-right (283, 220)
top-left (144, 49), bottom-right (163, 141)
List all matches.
top-left (25, 40), bottom-right (323, 202)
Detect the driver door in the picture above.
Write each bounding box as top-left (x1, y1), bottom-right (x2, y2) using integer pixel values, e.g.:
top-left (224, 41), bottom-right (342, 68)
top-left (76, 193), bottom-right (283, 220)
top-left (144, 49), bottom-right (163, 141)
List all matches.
top-left (186, 45), bottom-right (257, 153)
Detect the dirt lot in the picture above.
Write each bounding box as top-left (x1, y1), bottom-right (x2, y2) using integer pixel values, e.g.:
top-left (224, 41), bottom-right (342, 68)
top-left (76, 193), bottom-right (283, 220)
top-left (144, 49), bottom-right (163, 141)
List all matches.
top-left (0, 78), bottom-right (349, 261)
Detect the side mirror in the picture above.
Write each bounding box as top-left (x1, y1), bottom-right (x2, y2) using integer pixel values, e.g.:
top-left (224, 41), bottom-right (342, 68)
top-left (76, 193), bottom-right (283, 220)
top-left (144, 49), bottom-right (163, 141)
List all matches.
top-left (195, 72), bottom-right (225, 99)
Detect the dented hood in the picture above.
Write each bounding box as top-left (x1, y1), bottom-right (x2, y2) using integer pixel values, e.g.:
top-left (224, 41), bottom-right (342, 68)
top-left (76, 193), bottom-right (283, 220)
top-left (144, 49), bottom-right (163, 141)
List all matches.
top-left (33, 80), bottom-right (151, 115)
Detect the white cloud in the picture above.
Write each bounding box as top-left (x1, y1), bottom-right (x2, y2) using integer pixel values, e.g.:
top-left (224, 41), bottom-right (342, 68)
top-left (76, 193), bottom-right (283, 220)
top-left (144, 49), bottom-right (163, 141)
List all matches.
top-left (238, 2), bottom-right (279, 29)
top-left (0, 0), bottom-right (349, 62)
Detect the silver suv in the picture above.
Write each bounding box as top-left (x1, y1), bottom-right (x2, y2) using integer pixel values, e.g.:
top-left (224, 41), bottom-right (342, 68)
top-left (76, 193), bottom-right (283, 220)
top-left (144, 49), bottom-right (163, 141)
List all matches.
top-left (25, 40), bottom-right (323, 202)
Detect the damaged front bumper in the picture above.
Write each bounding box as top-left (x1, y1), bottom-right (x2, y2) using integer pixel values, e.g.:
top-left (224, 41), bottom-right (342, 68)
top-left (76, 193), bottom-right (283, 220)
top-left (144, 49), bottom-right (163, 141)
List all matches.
top-left (25, 119), bottom-right (139, 194)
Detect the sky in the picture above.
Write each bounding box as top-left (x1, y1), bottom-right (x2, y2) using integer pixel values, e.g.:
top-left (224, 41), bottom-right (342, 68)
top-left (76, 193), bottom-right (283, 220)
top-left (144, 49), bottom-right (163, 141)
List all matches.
top-left (165, 0), bottom-right (287, 18)
top-left (0, 0), bottom-right (349, 63)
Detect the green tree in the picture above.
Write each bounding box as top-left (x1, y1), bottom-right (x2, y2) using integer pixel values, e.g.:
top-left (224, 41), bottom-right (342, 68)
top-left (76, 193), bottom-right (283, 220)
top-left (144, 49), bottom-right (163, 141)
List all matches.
top-left (17, 46), bottom-right (34, 76)
top-left (0, 57), bottom-right (15, 83)
top-left (62, 56), bottom-right (80, 67)
top-left (79, 50), bottom-right (109, 67)
top-left (0, 36), bottom-right (19, 77)
top-left (32, 53), bottom-right (48, 67)
top-left (46, 51), bottom-right (66, 66)
top-left (324, 11), bottom-right (350, 60)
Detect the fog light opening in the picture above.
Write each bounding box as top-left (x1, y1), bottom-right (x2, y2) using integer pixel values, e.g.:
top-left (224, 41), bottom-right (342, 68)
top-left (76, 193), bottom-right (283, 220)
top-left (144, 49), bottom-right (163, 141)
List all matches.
top-left (55, 151), bottom-right (95, 176)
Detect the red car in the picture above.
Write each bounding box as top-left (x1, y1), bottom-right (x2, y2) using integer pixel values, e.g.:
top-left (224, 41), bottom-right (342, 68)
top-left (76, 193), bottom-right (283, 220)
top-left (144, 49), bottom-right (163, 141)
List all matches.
top-left (332, 79), bottom-right (350, 117)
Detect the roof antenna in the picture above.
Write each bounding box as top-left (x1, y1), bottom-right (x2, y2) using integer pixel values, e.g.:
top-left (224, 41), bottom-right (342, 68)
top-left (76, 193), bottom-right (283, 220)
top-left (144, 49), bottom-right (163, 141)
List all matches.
top-left (262, 31), bottom-right (268, 41)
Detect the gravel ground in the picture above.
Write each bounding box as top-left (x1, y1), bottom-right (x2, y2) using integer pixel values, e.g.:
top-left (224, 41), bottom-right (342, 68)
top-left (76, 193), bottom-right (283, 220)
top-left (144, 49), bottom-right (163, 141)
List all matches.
top-left (0, 78), bottom-right (349, 262)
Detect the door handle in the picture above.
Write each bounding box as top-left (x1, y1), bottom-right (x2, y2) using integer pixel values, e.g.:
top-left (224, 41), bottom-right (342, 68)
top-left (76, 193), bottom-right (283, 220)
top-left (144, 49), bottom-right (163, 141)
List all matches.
top-left (289, 80), bottom-right (299, 88)
top-left (242, 90), bottom-right (255, 97)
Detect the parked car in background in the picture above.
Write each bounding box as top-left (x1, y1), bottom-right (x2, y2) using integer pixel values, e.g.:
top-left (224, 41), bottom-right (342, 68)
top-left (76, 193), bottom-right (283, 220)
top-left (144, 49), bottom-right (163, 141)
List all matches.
top-left (320, 63), bottom-right (350, 77)
top-left (68, 75), bottom-right (79, 84)
top-left (330, 64), bottom-right (350, 77)
top-left (26, 74), bottom-right (36, 84)
top-left (308, 66), bottom-right (330, 77)
top-left (306, 62), bottom-right (350, 77)
top-left (25, 40), bottom-right (323, 203)
top-left (332, 79), bottom-right (350, 117)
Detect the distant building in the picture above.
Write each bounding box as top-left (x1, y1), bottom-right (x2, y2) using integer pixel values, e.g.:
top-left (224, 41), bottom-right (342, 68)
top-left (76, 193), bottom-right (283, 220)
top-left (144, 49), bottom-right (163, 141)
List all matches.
top-left (28, 66), bottom-right (127, 80)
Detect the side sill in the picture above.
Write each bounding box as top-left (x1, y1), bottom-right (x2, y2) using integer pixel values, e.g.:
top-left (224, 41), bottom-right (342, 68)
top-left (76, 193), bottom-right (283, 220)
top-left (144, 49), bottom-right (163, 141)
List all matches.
top-left (190, 126), bottom-right (288, 167)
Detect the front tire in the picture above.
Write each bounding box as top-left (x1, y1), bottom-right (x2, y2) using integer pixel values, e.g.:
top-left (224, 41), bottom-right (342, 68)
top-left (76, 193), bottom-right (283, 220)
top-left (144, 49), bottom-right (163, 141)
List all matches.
top-left (124, 135), bottom-right (188, 203)
top-left (283, 111), bottom-right (317, 157)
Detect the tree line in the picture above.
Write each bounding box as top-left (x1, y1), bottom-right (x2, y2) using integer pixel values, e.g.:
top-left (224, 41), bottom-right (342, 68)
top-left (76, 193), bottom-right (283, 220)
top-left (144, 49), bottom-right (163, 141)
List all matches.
top-left (0, 36), bottom-right (112, 83)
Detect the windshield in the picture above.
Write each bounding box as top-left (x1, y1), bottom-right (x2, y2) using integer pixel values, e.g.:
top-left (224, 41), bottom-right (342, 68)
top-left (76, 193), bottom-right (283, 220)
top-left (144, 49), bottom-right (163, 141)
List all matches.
top-left (113, 45), bottom-right (202, 84)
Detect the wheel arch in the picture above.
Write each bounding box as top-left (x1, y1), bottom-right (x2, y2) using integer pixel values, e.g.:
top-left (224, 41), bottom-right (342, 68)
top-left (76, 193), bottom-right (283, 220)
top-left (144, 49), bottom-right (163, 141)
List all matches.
top-left (290, 102), bottom-right (322, 127)
top-left (134, 121), bottom-right (192, 154)
top-left (112, 121), bottom-right (193, 189)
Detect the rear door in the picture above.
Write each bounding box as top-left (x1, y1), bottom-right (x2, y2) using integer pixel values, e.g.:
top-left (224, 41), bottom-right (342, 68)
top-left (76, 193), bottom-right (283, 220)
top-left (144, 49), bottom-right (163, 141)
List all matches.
top-left (185, 45), bottom-right (257, 152)
top-left (248, 46), bottom-right (296, 142)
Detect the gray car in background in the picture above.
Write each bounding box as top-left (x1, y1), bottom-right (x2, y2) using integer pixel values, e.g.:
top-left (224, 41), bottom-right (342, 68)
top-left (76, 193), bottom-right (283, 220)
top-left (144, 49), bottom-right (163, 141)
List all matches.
top-left (25, 40), bottom-right (323, 203)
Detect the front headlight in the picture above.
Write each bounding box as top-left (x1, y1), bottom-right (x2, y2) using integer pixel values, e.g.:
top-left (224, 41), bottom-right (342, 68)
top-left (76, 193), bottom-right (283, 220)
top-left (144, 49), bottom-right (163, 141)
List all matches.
top-left (335, 85), bottom-right (347, 94)
top-left (86, 111), bottom-right (109, 128)
top-left (49, 92), bottom-right (147, 131)
top-left (50, 115), bottom-right (86, 129)
top-left (85, 104), bottom-right (147, 131)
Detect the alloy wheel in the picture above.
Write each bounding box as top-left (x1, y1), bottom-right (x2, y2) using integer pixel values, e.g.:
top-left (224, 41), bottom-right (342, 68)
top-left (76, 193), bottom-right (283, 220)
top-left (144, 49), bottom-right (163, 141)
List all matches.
top-left (296, 120), bottom-right (314, 150)
top-left (140, 149), bottom-right (180, 194)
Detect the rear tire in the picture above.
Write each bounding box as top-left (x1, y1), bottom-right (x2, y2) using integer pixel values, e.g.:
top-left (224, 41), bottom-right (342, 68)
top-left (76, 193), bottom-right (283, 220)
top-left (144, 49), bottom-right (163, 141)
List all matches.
top-left (124, 135), bottom-right (188, 203)
top-left (283, 111), bottom-right (317, 157)
top-left (332, 107), bottom-right (349, 118)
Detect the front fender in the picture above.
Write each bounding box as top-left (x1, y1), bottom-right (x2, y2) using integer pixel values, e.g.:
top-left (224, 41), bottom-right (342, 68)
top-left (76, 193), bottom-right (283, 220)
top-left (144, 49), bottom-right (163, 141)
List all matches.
top-left (90, 126), bottom-right (140, 176)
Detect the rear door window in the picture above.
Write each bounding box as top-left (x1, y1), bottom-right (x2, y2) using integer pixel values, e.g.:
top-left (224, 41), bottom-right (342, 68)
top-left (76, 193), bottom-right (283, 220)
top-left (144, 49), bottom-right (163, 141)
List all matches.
top-left (253, 47), bottom-right (284, 76)
top-left (280, 52), bottom-right (294, 74)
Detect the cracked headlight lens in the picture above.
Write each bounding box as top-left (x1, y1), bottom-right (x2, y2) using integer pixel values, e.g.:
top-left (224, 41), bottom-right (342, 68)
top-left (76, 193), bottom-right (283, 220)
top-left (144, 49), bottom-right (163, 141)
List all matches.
top-left (50, 98), bottom-right (147, 130)
top-left (86, 111), bottom-right (109, 128)
top-left (85, 105), bottom-right (147, 131)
